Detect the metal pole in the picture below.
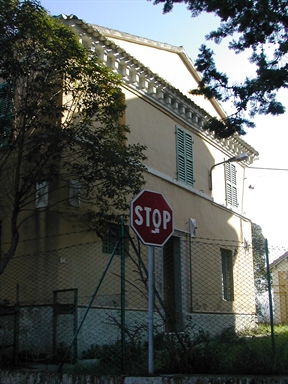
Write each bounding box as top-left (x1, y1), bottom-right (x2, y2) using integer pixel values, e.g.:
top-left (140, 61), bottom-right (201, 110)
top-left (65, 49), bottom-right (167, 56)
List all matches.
top-left (189, 236), bottom-right (193, 312)
top-left (73, 289), bottom-right (78, 363)
top-left (14, 283), bottom-right (20, 366)
top-left (148, 245), bottom-right (154, 375)
top-left (121, 218), bottom-right (126, 373)
top-left (265, 239), bottom-right (275, 357)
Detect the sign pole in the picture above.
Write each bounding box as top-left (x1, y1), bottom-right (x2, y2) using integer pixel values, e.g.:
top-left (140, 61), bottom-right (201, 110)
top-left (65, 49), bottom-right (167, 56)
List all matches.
top-left (130, 189), bottom-right (174, 376)
top-left (148, 245), bottom-right (154, 375)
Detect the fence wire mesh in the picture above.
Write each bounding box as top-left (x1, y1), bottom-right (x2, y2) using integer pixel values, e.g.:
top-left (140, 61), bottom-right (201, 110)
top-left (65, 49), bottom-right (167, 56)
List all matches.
top-left (0, 229), bottom-right (287, 375)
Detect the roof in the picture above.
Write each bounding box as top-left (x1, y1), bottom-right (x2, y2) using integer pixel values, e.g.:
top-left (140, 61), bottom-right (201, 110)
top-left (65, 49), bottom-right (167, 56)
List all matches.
top-left (90, 23), bottom-right (226, 117)
top-left (60, 15), bottom-right (259, 163)
top-left (270, 251), bottom-right (288, 269)
top-left (90, 24), bottom-right (230, 116)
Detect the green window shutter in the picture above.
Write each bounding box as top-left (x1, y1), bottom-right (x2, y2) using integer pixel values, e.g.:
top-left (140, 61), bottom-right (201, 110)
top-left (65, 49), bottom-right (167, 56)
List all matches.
top-left (176, 126), bottom-right (194, 187)
top-left (177, 127), bottom-right (186, 183)
top-left (225, 162), bottom-right (238, 207)
top-left (0, 82), bottom-right (12, 147)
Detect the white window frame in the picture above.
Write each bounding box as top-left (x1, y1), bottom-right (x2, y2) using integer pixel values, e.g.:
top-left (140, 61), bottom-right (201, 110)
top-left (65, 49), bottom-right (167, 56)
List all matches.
top-left (35, 182), bottom-right (48, 208)
top-left (69, 180), bottom-right (81, 207)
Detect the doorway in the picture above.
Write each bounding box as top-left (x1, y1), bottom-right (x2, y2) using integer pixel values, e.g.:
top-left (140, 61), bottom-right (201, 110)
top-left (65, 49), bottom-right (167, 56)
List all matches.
top-left (163, 236), bottom-right (183, 332)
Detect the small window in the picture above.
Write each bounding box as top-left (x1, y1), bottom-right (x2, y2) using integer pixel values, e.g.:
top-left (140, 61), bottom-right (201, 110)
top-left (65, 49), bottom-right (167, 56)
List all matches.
top-left (225, 162), bottom-right (238, 207)
top-left (35, 182), bottom-right (48, 208)
top-left (102, 224), bottom-right (121, 255)
top-left (0, 220), bottom-right (2, 256)
top-left (221, 249), bottom-right (234, 301)
top-left (69, 180), bottom-right (81, 207)
top-left (0, 82), bottom-right (12, 147)
top-left (176, 125), bottom-right (194, 187)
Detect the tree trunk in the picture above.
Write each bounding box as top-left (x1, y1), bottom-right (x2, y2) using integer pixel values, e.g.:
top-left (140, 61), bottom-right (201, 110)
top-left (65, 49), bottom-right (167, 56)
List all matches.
top-left (0, 230), bottom-right (19, 275)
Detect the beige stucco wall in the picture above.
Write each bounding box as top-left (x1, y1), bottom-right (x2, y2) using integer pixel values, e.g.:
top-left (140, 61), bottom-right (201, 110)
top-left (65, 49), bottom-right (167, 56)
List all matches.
top-left (123, 86), bottom-right (250, 242)
top-left (271, 259), bottom-right (288, 323)
top-left (0, 31), bottom-right (255, 327)
top-left (0, 75), bottom-right (252, 272)
top-left (122, 84), bottom-right (255, 319)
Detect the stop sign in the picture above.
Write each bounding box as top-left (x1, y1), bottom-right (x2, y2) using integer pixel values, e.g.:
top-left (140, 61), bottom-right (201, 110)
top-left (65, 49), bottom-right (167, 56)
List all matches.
top-left (130, 189), bottom-right (174, 247)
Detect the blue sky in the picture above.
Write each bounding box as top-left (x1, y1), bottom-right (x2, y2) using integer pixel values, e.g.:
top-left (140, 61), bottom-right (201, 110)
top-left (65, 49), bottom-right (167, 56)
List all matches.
top-left (41, 0), bottom-right (232, 72)
top-left (41, 0), bottom-right (288, 249)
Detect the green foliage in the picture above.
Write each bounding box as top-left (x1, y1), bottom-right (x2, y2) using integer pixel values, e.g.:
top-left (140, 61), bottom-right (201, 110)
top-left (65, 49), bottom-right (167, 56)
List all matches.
top-left (252, 222), bottom-right (268, 294)
top-left (79, 340), bottom-right (146, 375)
top-left (67, 325), bottom-right (288, 375)
top-left (252, 223), bottom-right (269, 319)
top-left (81, 342), bottom-right (123, 374)
top-left (150, 0), bottom-right (288, 137)
top-left (0, 0), bottom-right (146, 274)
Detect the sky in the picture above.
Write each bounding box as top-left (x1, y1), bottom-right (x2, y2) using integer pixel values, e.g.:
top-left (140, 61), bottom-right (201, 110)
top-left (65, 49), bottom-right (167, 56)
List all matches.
top-left (41, 0), bottom-right (288, 250)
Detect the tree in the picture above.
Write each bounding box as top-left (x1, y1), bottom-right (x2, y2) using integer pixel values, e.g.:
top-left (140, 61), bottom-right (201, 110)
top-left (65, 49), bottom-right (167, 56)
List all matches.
top-left (251, 222), bottom-right (269, 319)
top-left (150, 0), bottom-right (288, 138)
top-left (252, 222), bottom-right (268, 294)
top-left (0, 0), bottom-right (146, 274)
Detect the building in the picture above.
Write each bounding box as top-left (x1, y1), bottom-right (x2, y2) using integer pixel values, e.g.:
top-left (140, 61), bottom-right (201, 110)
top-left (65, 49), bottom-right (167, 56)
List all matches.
top-left (270, 251), bottom-right (288, 323)
top-left (0, 16), bottom-right (259, 363)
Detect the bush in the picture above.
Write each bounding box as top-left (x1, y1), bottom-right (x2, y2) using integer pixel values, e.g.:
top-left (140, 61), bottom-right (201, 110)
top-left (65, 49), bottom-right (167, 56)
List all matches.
top-left (66, 325), bottom-right (288, 375)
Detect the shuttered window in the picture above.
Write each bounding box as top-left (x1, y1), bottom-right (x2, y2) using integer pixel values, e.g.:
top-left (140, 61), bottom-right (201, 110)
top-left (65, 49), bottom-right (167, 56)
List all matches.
top-left (0, 82), bottom-right (12, 147)
top-left (176, 125), bottom-right (194, 187)
top-left (225, 162), bottom-right (238, 207)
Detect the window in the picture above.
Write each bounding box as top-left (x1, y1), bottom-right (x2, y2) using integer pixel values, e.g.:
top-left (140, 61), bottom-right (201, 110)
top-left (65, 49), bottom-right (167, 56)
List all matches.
top-left (0, 220), bottom-right (2, 256)
top-left (69, 180), bottom-right (81, 207)
top-left (35, 182), bottom-right (49, 208)
top-left (221, 249), bottom-right (234, 301)
top-left (176, 125), bottom-right (194, 187)
top-left (102, 224), bottom-right (121, 255)
top-left (225, 162), bottom-right (238, 207)
top-left (0, 82), bottom-right (12, 147)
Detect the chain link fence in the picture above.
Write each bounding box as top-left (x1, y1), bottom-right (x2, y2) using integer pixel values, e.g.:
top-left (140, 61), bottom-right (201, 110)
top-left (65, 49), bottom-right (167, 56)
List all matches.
top-left (0, 228), bottom-right (287, 375)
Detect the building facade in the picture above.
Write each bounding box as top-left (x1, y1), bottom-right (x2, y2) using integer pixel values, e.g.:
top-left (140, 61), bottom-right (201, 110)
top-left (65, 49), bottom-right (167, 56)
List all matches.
top-left (0, 17), bottom-right (259, 361)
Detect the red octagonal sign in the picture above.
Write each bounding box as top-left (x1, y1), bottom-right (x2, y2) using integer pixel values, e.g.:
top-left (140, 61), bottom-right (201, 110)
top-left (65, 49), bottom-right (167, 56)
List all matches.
top-left (130, 189), bottom-right (174, 247)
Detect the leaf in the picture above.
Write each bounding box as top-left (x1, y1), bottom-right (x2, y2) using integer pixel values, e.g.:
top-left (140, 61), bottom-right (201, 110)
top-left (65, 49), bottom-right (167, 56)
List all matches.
top-left (152, 0), bottom-right (288, 137)
top-left (0, 0), bottom-right (147, 274)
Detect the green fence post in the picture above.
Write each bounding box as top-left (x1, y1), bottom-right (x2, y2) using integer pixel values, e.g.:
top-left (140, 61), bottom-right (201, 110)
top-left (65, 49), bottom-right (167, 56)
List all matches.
top-left (73, 289), bottom-right (78, 363)
top-left (265, 239), bottom-right (275, 359)
top-left (189, 236), bottom-right (193, 312)
top-left (121, 218), bottom-right (126, 373)
top-left (14, 283), bottom-right (20, 366)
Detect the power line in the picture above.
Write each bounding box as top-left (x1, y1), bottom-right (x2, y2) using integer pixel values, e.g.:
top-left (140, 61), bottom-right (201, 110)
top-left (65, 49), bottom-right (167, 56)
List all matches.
top-left (249, 167), bottom-right (288, 171)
